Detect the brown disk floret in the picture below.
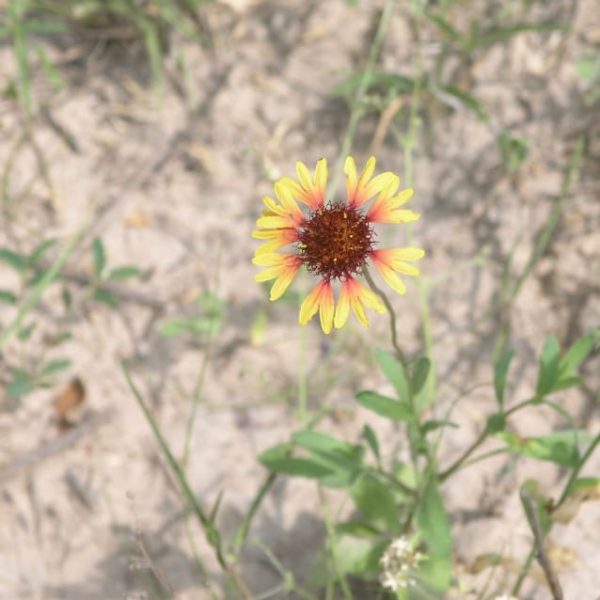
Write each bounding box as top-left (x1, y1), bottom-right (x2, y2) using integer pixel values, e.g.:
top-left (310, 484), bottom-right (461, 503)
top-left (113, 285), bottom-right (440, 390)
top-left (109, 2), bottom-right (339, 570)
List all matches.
top-left (297, 202), bottom-right (374, 281)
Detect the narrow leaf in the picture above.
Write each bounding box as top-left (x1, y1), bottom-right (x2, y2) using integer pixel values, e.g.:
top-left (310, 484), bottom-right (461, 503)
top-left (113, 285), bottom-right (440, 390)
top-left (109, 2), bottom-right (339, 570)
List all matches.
top-left (355, 390), bottom-right (414, 422)
top-left (493, 347), bottom-right (514, 408)
top-left (375, 348), bottom-right (410, 401)
top-left (92, 238), bottom-right (106, 278)
top-left (536, 335), bottom-right (561, 397)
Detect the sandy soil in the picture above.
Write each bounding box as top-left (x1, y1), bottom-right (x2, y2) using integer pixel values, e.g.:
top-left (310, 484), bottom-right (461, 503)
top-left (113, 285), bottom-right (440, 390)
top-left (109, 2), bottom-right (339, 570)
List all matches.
top-left (0, 0), bottom-right (599, 598)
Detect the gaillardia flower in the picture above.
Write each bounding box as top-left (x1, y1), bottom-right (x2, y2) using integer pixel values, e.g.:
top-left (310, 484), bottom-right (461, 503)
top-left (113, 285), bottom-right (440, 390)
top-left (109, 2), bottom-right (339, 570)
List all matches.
top-left (252, 157), bottom-right (424, 334)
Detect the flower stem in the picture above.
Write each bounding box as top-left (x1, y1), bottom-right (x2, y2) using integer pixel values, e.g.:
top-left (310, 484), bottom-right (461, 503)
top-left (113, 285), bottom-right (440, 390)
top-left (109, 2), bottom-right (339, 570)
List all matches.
top-left (329, 0), bottom-right (399, 198)
top-left (362, 266), bottom-right (406, 365)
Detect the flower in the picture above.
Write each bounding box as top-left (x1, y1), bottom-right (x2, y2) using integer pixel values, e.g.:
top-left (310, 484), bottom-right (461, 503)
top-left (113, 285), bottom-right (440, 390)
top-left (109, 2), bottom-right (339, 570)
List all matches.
top-left (379, 536), bottom-right (426, 592)
top-left (252, 157), bottom-right (424, 334)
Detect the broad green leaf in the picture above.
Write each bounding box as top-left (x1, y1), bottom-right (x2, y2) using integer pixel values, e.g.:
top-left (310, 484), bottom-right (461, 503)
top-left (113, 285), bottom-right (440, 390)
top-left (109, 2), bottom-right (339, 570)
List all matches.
top-left (93, 287), bottom-right (118, 307)
top-left (361, 424), bottom-right (380, 462)
top-left (0, 247), bottom-right (28, 273)
top-left (494, 347), bottom-right (514, 409)
top-left (292, 430), bottom-right (360, 460)
top-left (356, 390), bottom-right (414, 422)
top-left (107, 266), bottom-right (143, 281)
top-left (40, 358), bottom-right (71, 377)
top-left (351, 475), bottom-right (401, 533)
top-left (7, 369), bottom-right (33, 398)
top-left (92, 238), bottom-right (106, 278)
top-left (496, 430), bottom-right (588, 468)
top-left (416, 477), bottom-right (452, 592)
top-left (559, 331), bottom-right (597, 377)
top-left (536, 335), bottom-right (561, 397)
top-left (331, 537), bottom-right (388, 577)
top-left (485, 412), bottom-right (505, 434)
top-left (410, 356), bottom-right (433, 413)
top-left (375, 348), bottom-right (410, 401)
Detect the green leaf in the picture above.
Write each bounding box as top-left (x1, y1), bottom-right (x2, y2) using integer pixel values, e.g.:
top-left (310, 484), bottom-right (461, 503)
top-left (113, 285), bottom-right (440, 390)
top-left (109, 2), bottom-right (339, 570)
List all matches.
top-left (292, 430), bottom-right (360, 459)
top-left (485, 412), bottom-right (506, 434)
top-left (335, 520), bottom-right (381, 538)
top-left (472, 21), bottom-right (566, 49)
top-left (410, 356), bottom-right (433, 413)
top-left (355, 390), bottom-right (414, 422)
top-left (559, 331), bottom-right (597, 377)
top-left (17, 322), bottom-right (35, 341)
top-left (416, 477), bottom-right (452, 592)
top-left (496, 431), bottom-right (588, 468)
top-left (291, 430), bottom-right (364, 488)
top-left (350, 475), bottom-right (401, 534)
top-left (0, 290), bottom-right (18, 305)
top-left (424, 12), bottom-right (463, 42)
top-left (331, 537), bottom-right (387, 577)
top-left (498, 133), bottom-right (528, 173)
top-left (93, 287), bottom-right (119, 307)
top-left (375, 348), bottom-right (410, 401)
top-left (361, 424), bottom-right (380, 462)
top-left (440, 84), bottom-right (488, 121)
top-left (258, 455), bottom-right (336, 481)
top-left (7, 369), bottom-right (33, 398)
top-left (159, 316), bottom-right (219, 337)
top-left (29, 239), bottom-right (57, 266)
top-left (421, 419), bottom-right (459, 435)
top-left (493, 347), bottom-right (514, 408)
top-left (40, 358), bottom-right (72, 377)
top-left (92, 237), bottom-right (106, 278)
top-left (536, 335), bottom-right (561, 397)
top-left (107, 266), bottom-right (143, 281)
top-left (333, 71), bottom-right (414, 101)
top-left (575, 55), bottom-right (600, 84)
top-left (0, 247), bottom-right (28, 273)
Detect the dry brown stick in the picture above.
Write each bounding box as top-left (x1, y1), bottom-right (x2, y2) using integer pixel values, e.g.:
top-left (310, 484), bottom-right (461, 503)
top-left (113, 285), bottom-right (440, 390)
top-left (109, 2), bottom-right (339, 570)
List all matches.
top-left (520, 490), bottom-right (564, 600)
top-left (0, 409), bottom-right (113, 486)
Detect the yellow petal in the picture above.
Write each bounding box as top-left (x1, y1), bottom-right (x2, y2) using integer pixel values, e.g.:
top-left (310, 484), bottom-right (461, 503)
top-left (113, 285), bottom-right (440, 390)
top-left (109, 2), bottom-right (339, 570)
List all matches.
top-left (319, 284), bottom-right (334, 334)
top-left (299, 286), bottom-right (321, 326)
top-left (270, 269), bottom-right (298, 300)
top-left (314, 158), bottom-right (328, 192)
top-left (296, 161), bottom-right (313, 192)
top-left (334, 285), bottom-right (350, 329)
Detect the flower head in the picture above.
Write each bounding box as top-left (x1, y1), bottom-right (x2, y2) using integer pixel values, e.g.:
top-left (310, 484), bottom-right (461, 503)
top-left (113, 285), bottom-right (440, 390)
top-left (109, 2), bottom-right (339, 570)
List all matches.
top-left (252, 157), bottom-right (424, 333)
top-left (379, 536), bottom-right (426, 592)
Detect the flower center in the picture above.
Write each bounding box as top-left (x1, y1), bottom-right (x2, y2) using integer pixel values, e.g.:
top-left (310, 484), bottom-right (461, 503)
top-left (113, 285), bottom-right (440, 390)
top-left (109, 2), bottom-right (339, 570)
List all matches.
top-left (297, 202), bottom-right (374, 281)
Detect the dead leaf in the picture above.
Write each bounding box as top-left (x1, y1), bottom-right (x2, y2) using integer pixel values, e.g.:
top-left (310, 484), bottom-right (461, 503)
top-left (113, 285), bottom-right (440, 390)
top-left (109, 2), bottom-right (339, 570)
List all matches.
top-left (54, 377), bottom-right (86, 431)
top-left (124, 211), bottom-right (152, 229)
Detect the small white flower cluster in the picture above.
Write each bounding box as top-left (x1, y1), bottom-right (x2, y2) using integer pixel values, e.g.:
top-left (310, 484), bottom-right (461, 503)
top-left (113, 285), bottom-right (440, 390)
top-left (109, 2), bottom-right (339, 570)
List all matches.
top-left (379, 537), bottom-right (426, 592)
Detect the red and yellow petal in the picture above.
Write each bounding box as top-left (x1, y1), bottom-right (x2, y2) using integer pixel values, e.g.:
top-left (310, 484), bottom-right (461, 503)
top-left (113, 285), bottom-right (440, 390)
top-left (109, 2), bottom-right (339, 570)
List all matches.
top-left (367, 188), bottom-right (420, 223)
top-left (292, 158), bottom-right (328, 210)
top-left (253, 254), bottom-right (302, 301)
top-left (299, 280), bottom-right (335, 334)
top-left (334, 277), bottom-right (386, 329)
top-left (345, 156), bottom-right (398, 208)
top-left (370, 248), bottom-right (425, 295)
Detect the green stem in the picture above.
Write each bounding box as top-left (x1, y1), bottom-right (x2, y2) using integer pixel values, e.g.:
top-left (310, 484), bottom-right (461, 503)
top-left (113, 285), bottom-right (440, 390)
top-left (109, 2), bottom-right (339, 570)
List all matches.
top-left (362, 266), bottom-right (406, 364)
top-left (329, 0), bottom-right (399, 198)
top-left (122, 363), bottom-right (253, 600)
top-left (439, 397), bottom-right (536, 481)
